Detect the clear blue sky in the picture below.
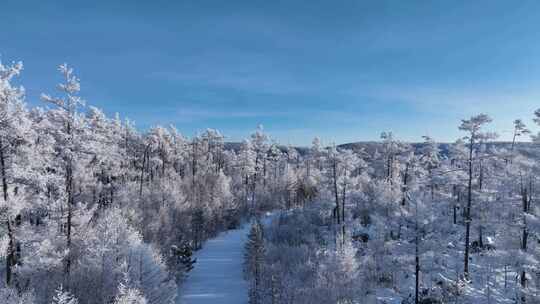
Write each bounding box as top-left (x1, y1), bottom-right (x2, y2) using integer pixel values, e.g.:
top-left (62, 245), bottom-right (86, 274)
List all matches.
top-left (2, 0), bottom-right (540, 145)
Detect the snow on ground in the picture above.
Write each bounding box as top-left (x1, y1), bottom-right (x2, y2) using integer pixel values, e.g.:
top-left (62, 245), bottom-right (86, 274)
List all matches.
top-left (177, 223), bottom-right (250, 304)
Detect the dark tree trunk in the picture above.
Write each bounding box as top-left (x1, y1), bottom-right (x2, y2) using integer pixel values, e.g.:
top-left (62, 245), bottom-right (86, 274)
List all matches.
top-left (521, 182), bottom-right (529, 288)
top-left (415, 235), bottom-right (420, 304)
top-left (252, 153), bottom-right (259, 212)
top-left (478, 159), bottom-right (484, 191)
top-left (387, 155), bottom-right (392, 182)
top-left (464, 137), bottom-right (473, 279)
top-left (65, 160), bottom-right (73, 281)
top-left (332, 158), bottom-right (340, 225)
top-left (478, 226), bottom-right (484, 248)
top-left (402, 162), bottom-right (409, 206)
top-left (139, 144), bottom-right (150, 198)
top-left (1, 139), bottom-right (15, 287)
top-left (0, 140), bottom-right (7, 201)
top-left (263, 157), bottom-right (266, 189)
top-left (341, 178), bottom-right (346, 245)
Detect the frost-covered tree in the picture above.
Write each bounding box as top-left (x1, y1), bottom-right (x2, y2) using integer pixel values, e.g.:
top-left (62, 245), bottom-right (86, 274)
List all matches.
top-left (380, 131), bottom-right (408, 183)
top-left (419, 136), bottom-right (441, 199)
top-left (51, 286), bottom-right (78, 304)
top-left (244, 219), bottom-right (265, 304)
top-left (0, 59), bottom-right (31, 286)
top-left (458, 114), bottom-right (496, 279)
top-left (113, 268), bottom-right (147, 304)
top-left (250, 125), bottom-right (269, 209)
top-left (4, 55), bottom-right (540, 304)
top-left (511, 119), bottom-right (530, 155)
top-left (0, 286), bottom-right (35, 304)
top-left (41, 64), bottom-right (86, 281)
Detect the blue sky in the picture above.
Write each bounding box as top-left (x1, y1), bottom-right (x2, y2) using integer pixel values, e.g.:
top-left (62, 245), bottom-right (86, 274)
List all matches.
top-left (2, 0), bottom-right (540, 145)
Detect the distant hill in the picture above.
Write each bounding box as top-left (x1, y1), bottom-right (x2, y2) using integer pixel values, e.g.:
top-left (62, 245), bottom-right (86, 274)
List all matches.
top-left (338, 141), bottom-right (539, 158)
top-left (223, 142), bottom-right (309, 155)
top-left (225, 141), bottom-right (539, 158)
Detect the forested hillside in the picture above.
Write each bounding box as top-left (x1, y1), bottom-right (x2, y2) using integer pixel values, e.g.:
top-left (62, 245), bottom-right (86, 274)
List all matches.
top-left (1, 59), bottom-right (540, 304)
top-left (244, 120), bottom-right (540, 303)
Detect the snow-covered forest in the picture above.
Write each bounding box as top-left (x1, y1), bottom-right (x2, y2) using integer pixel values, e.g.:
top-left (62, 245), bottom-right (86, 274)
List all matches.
top-left (1, 59), bottom-right (540, 304)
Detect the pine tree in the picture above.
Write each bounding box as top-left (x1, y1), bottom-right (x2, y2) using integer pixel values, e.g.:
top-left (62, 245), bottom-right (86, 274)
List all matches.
top-left (178, 242), bottom-right (196, 272)
top-left (171, 241), bottom-right (196, 280)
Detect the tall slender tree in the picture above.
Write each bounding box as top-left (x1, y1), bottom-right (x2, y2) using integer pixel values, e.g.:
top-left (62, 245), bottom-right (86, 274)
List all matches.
top-left (41, 63), bottom-right (85, 283)
top-left (458, 113), bottom-right (495, 279)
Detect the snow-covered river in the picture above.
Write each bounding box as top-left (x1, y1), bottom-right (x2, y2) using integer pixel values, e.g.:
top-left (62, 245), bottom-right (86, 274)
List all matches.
top-left (177, 223), bottom-right (250, 304)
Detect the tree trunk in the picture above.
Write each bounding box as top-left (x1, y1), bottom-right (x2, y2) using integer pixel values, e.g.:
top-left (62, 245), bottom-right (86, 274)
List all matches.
top-left (139, 146), bottom-right (147, 198)
top-left (453, 205), bottom-right (457, 225)
top-left (333, 158), bottom-right (340, 225)
top-left (415, 197), bottom-right (420, 304)
top-left (252, 153), bottom-right (259, 212)
top-left (402, 162), bottom-right (409, 206)
top-left (1, 140), bottom-right (15, 287)
top-left (6, 220), bottom-right (14, 286)
top-left (65, 160), bottom-right (73, 281)
top-left (478, 225), bottom-right (484, 248)
top-left (0, 140), bottom-right (7, 202)
top-left (521, 184), bottom-right (529, 288)
top-left (479, 159), bottom-right (484, 191)
top-left (245, 174), bottom-right (249, 210)
top-left (192, 141), bottom-right (197, 188)
top-left (263, 157), bottom-right (266, 189)
top-left (386, 155), bottom-right (392, 182)
top-left (341, 178), bottom-right (346, 245)
top-left (464, 137), bottom-right (473, 279)
top-left (506, 132), bottom-right (517, 165)
top-left (415, 234), bottom-right (420, 304)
